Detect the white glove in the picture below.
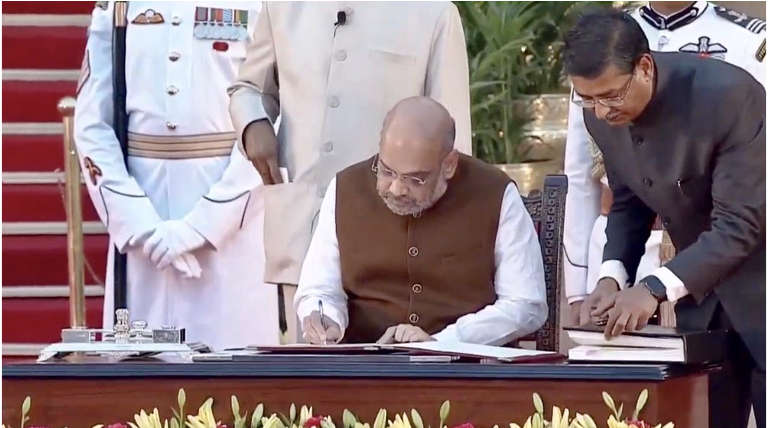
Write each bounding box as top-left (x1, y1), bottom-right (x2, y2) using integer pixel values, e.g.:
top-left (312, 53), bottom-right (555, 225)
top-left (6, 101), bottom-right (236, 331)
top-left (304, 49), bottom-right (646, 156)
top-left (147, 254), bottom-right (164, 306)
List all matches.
top-left (127, 226), bottom-right (202, 278)
top-left (171, 252), bottom-right (202, 279)
top-left (143, 220), bottom-right (207, 269)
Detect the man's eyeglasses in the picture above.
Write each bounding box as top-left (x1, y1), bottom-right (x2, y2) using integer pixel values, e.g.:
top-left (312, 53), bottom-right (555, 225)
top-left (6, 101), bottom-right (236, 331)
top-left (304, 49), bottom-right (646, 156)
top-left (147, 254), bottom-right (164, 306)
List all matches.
top-left (371, 154), bottom-right (433, 187)
top-left (571, 70), bottom-right (636, 108)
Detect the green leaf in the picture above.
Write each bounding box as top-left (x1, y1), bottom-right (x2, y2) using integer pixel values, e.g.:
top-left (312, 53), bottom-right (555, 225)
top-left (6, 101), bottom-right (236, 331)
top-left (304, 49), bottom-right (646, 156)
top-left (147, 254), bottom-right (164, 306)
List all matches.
top-left (438, 401), bottom-right (450, 428)
top-left (410, 409), bottom-right (424, 428)
top-left (290, 404), bottom-right (296, 423)
top-left (252, 404), bottom-right (264, 428)
top-left (232, 396), bottom-right (241, 416)
top-left (633, 389), bottom-right (649, 420)
top-left (276, 412), bottom-right (291, 427)
top-left (373, 409), bottom-right (387, 428)
top-left (343, 409), bottom-right (357, 428)
top-left (583, 413), bottom-right (598, 428)
top-left (601, 392), bottom-right (616, 414)
top-left (532, 393), bottom-right (543, 414)
top-left (178, 389), bottom-right (186, 408)
top-left (21, 396), bottom-right (31, 416)
top-left (616, 403), bottom-right (624, 420)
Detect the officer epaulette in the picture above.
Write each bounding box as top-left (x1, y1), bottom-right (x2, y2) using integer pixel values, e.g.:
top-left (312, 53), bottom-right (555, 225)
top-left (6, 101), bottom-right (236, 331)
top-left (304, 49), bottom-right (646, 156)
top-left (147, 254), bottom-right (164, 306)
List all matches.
top-left (714, 6), bottom-right (766, 34)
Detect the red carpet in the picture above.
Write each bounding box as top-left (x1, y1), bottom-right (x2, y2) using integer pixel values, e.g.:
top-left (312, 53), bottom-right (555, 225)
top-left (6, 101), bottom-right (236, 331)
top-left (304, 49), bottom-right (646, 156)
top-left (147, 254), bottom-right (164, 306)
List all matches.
top-left (2, 135), bottom-right (65, 172)
top-left (3, 297), bottom-right (105, 343)
top-left (3, 2), bottom-right (115, 346)
top-left (3, 80), bottom-right (77, 122)
top-left (2, 2), bottom-right (94, 14)
top-left (2, 26), bottom-right (86, 69)
top-left (2, 183), bottom-right (101, 222)
top-left (2, 234), bottom-right (108, 286)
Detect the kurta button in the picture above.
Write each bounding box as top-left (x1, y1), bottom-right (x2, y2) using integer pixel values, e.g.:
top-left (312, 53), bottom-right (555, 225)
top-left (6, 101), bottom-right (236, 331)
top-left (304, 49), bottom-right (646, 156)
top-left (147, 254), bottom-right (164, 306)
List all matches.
top-left (643, 177), bottom-right (653, 187)
top-left (335, 50), bottom-right (347, 61)
top-left (663, 217), bottom-right (671, 227)
top-left (166, 85), bottom-right (179, 95)
top-left (171, 16), bottom-right (182, 25)
top-left (408, 246), bottom-right (419, 257)
top-left (322, 141), bottom-right (334, 153)
top-left (328, 96), bottom-right (340, 108)
top-left (633, 136), bottom-right (643, 146)
top-left (168, 52), bottom-right (181, 62)
top-left (166, 122), bottom-right (177, 130)
top-left (412, 283), bottom-right (422, 293)
top-left (409, 313), bottom-right (419, 324)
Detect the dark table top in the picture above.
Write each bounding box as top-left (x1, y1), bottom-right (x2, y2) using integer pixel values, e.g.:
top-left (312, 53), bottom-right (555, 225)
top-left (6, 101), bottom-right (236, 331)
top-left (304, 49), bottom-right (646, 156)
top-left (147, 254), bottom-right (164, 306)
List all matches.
top-left (2, 354), bottom-right (714, 381)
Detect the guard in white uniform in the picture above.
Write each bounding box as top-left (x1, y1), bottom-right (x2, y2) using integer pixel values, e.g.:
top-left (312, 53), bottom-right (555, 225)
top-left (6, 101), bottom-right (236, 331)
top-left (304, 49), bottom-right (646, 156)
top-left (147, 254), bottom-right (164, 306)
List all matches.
top-left (74, 2), bottom-right (279, 349)
top-left (563, 1), bottom-right (765, 317)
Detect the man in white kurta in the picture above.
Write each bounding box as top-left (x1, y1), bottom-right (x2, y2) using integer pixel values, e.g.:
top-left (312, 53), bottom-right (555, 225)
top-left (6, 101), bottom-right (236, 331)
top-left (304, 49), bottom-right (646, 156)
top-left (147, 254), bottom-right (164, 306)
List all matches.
top-left (562, 1), bottom-right (766, 324)
top-left (294, 97), bottom-right (546, 345)
top-left (75, 2), bottom-right (278, 349)
top-left (228, 2), bottom-right (472, 341)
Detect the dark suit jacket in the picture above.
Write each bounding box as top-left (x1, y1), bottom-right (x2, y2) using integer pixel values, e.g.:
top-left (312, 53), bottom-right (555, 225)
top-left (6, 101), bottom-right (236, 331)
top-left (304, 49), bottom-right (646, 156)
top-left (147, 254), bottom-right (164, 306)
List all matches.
top-left (584, 52), bottom-right (766, 366)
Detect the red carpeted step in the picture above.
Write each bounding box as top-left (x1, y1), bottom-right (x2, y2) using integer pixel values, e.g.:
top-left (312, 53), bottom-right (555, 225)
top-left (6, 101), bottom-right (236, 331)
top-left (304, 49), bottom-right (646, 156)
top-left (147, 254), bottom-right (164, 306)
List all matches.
top-left (2, 297), bottom-right (104, 343)
top-left (2, 135), bottom-right (65, 172)
top-left (2, 1), bottom-right (94, 15)
top-left (2, 234), bottom-right (109, 286)
top-left (2, 26), bottom-right (86, 69)
top-left (2, 183), bottom-right (101, 222)
top-left (3, 80), bottom-right (77, 123)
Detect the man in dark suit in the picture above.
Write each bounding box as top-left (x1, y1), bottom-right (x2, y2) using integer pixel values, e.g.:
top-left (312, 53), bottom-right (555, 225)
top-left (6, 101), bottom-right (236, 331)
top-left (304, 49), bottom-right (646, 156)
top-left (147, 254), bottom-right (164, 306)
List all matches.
top-left (563, 9), bottom-right (765, 428)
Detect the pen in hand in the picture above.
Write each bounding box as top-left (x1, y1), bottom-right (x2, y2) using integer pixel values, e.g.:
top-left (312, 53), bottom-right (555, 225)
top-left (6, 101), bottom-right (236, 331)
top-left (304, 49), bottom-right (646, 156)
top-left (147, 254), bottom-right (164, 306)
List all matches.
top-left (318, 299), bottom-right (329, 344)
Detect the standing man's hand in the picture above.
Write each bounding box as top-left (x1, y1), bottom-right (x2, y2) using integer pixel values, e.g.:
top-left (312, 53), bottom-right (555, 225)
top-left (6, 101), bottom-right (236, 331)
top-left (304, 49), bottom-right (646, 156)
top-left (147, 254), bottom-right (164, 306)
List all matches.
top-left (243, 119), bottom-right (283, 185)
top-left (301, 311), bottom-right (342, 344)
top-left (567, 301), bottom-right (583, 326)
top-left (603, 285), bottom-right (658, 338)
top-left (580, 277), bottom-right (620, 326)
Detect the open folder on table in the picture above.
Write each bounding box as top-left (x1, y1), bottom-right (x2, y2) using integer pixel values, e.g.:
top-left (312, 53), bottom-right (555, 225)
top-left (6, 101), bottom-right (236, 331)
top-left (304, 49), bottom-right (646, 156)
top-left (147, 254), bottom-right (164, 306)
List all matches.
top-left (250, 341), bottom-right (563, 363)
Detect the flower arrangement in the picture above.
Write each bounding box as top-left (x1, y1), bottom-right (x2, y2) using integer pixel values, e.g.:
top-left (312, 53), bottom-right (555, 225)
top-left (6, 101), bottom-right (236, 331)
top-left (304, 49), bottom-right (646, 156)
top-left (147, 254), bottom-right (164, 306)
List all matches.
top-left (2, 389), bottom-right (673, 428)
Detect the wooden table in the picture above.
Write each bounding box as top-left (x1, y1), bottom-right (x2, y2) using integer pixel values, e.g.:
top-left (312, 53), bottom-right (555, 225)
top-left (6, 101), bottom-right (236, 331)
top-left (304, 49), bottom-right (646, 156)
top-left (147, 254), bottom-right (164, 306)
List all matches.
top-left (3, 357), bottom-right (712, 427)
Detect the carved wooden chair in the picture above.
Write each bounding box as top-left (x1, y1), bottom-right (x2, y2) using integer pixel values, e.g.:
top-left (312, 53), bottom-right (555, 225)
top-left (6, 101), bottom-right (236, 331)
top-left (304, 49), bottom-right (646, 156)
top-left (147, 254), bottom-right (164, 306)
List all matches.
top-left (520, 174), bottom-right (568, 352)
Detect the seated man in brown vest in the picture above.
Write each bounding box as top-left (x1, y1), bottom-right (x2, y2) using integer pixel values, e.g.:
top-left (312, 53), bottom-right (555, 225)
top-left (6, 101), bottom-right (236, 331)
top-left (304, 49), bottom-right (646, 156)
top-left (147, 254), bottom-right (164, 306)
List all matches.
top-left (294, 96), bottom-right (547, 344)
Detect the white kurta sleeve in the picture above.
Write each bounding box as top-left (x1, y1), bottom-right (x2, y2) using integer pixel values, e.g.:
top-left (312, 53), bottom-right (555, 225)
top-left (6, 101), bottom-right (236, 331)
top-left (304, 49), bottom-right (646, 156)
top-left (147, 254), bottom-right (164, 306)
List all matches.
top-left (227, 2), bottom-right (280, 143)
top-left (432, 183), bottom-right (547, 345)
top-left (562, 102), bottom-right (602, 303)
top-left (294, 178), bottom-right (349, 332)
top-left (424, 3), bottom-right (472, 156)
top-left (74, 2), bottom-right (161, 252)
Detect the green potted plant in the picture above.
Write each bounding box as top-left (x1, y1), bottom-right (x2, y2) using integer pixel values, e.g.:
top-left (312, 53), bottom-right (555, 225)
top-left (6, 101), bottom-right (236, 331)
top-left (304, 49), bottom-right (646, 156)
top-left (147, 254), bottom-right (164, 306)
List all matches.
top-left (457, 1), bottom-right (604, 194)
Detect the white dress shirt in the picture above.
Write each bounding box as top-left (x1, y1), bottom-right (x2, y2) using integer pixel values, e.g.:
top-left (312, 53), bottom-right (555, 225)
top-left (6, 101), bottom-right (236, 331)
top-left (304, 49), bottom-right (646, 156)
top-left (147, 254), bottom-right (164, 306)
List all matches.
top-left (294, 179), bottom-right (548, 346)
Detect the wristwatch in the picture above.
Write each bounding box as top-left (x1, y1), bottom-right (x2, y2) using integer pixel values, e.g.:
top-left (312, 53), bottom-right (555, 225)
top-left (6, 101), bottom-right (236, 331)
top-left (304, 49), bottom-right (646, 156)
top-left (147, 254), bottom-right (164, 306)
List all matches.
top-left (641, 277), bottom-right (667, 303)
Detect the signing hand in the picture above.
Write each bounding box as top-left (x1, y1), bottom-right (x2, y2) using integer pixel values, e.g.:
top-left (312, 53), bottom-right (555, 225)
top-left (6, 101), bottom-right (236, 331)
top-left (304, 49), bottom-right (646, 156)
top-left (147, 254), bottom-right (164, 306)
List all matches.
top-left (302, 311), bottom-right (342, 344)
top-left (377, 324), bottom-right (435, 344)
